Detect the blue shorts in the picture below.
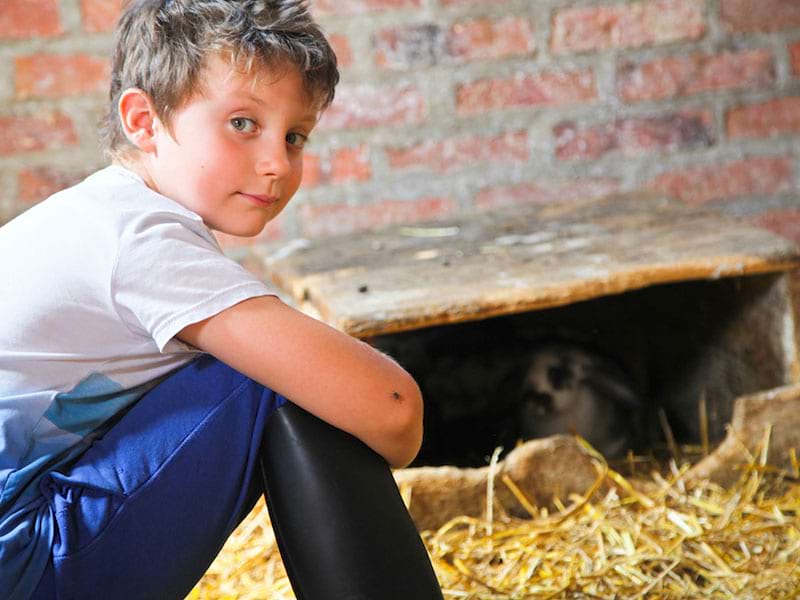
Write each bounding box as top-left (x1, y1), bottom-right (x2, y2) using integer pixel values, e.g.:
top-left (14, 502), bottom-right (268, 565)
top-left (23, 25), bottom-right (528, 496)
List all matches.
top-left (27, 355), bottom-right (286, 599)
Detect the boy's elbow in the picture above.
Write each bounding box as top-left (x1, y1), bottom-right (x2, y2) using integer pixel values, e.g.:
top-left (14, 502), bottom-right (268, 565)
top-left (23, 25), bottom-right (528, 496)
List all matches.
top-left (385, 379), bottom-right (424, 469)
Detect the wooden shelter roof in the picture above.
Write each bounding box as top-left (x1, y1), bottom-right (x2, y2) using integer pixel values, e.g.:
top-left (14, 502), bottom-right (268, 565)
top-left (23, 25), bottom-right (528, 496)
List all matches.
top-left (248, 193), bottom-right (800, 338)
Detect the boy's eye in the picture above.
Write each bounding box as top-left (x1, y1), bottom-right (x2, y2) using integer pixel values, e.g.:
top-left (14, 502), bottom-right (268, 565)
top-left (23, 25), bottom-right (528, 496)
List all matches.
top-left (230, 117), bottom-right (257, 133)
top-left (286, 132), bottom-right (308, 149)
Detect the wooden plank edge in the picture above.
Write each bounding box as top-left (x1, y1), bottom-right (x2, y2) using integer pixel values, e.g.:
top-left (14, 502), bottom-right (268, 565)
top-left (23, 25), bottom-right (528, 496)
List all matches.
top-left (329, 258), bottom-right (800, 338)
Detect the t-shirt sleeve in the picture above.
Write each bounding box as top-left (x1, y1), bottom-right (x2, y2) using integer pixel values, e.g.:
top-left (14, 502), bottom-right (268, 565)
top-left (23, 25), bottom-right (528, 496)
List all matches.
top-left (111, 211), bottom-right (283, 352)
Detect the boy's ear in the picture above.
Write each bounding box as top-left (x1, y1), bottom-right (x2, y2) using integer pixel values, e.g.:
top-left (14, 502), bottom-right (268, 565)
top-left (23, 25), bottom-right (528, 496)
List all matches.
top-left (118, 88), bottom-right (158, 154)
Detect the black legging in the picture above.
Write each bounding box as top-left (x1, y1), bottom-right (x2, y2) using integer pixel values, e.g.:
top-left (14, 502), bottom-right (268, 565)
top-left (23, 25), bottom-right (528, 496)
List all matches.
top-left (259, 402), bottom-right (443, 600)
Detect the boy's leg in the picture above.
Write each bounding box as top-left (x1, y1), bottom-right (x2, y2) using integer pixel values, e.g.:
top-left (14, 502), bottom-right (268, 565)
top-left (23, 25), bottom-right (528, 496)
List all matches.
top-left (30, 354), bottom-right (442, 600)
top-left (260, 402), bottom-right (443, 600)
top-left (31, 354), bottom-right (285, 600)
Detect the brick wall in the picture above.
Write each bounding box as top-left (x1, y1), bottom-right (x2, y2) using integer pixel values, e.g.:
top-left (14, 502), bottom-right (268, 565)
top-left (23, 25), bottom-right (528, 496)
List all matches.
top-left (1, 0), bottom-right (799, 250)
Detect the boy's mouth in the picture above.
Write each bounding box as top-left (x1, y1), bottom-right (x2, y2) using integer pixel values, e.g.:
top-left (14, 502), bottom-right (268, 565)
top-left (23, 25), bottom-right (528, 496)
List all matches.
top-left (239, 192), bottom-right (280, 206)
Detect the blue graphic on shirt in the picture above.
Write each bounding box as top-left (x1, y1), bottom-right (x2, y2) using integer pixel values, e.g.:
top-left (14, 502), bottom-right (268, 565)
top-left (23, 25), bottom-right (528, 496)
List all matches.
top-left (45, 372), bottom-right (146, 437)
top-left (1, 373), bottom-right (149, 509)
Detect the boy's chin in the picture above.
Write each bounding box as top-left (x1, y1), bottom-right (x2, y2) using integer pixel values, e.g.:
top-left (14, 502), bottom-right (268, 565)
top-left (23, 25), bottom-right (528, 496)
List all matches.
top-left (212, 222), bottom-right (269, 240)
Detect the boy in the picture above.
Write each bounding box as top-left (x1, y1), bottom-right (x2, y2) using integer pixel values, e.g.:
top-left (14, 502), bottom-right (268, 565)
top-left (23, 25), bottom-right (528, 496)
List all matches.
top-left (0, 1), bottom-right (431, 598)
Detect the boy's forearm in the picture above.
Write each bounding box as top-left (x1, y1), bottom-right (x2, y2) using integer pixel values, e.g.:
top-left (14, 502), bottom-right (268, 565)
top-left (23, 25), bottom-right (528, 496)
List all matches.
top-left (287, 332), bottom-right (425, 468)
top-left (177, 295), bottom-right (424, 467)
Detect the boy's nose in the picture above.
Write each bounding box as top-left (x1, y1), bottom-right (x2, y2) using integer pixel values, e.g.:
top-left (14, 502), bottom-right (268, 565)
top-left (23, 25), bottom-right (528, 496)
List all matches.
top-left (255, 141), bottom-right (291, 179)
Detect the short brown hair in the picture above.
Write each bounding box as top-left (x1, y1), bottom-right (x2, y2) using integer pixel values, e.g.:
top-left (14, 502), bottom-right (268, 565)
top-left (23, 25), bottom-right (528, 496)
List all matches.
top-left (101, 0), bottom-right (339, 160)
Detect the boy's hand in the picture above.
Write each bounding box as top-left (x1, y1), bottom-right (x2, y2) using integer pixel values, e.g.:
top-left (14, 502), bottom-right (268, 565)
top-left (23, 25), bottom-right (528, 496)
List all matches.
top-left (177, 296), bottom-right (423, 468)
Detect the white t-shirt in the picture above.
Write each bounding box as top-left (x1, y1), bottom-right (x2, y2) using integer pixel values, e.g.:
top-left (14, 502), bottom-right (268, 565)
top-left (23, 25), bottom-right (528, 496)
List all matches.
top-left (0, 165), bottom-right (280, 596)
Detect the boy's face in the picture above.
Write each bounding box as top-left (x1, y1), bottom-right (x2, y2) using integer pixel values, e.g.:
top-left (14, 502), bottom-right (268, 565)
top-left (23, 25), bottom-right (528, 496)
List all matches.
top-left (143, 55), bottom-right (318, 237)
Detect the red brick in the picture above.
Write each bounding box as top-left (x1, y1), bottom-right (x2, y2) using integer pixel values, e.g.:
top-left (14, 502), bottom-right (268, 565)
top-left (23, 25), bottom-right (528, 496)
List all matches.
top-left (374, 24), bottom-right (444, 70)
top-left (441, 0), bottom-right (511, 5)
top-left (618, 49), bottom-right (774, 103)
top-left (300, 197), bottom-right (457, 238)
top-left (0, 112), bottom-right (78, 156)
top-left (387, 131), bottom-right (528, 173)
top-left (313, 0), bottom-right (421, 16)
top-left (474, 178), bottom-right (620, 211)
top-left (330, 146), bottom-right (372, 184)
top-left (790, 42), bottom-right (800, 77)
top-left (17, 167), bottom-right (89, 204)
top-left (554, 112), bottom-right (714, 161)
top-left (720, 0), bottom-right (800, 33)
top-left (302, 152), bottom-right (324, 188)
top-left (0, 0), bottom-right (61, 39)
top-left (80, 0), bottom-right (124, 32)
top-left (750, 209), bottom-right (800, 243)
top-left (318, 84), bottom-right (426, 129)
top-left (329, 34), bottom-right (354, 68)
top-left (647, 156), bottom-right (794, 205)
top-left (727, 97), bottom-right (800, 139)
top-left (375, 18), bottom-right (534, 70)
top-left (457, 69), bottom-right (596, 115)
top-left (551, 0), bottom-right (706, 55)
top-left (301, 146), bottom-right (372, 186)
top-left (447, 17), bottom-right (535, 61)
top-left (15, 54), bottom-right (111, 100)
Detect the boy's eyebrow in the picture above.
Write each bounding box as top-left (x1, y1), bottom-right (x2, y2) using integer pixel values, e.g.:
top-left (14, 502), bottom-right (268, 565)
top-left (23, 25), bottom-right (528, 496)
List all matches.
top-left (240, 93), bottom-right (319, 125)
top-left (297, 113), bottom-right (320, 126)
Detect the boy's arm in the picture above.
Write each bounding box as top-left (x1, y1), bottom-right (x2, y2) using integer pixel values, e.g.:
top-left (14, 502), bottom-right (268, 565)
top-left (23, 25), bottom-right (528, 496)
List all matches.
top-left (176, 295), bottom-right (423, 468)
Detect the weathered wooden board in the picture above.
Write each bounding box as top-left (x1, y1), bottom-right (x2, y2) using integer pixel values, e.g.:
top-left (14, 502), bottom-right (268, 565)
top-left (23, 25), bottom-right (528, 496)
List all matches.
top-left (249, 193), bottom-right (800, 338)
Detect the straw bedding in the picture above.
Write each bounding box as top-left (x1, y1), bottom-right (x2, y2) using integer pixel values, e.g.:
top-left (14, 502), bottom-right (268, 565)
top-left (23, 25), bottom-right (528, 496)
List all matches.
top-left (189, 432), bottom-right (800, 599)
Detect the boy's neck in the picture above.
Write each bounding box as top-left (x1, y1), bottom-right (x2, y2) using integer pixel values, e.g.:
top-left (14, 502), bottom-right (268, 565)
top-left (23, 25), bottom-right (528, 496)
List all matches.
top-left (112, 157), bottom-right (158, 194)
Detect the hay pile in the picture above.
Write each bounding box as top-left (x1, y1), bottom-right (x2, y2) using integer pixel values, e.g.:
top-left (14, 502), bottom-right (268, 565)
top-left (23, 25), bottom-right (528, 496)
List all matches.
top-left (189, 433), bottom-right (800, 599)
